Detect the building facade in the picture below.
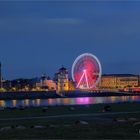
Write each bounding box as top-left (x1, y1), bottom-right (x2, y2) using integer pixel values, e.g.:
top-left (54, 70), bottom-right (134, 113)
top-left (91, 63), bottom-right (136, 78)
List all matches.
top-left (68, 79), bottom-right (76, 91)
top-left (99, 74), bottom-right (139, 89)
top-left (56, 66), bottom-right (69, 93)
top-left (35, 75), bottom-right (56, 91)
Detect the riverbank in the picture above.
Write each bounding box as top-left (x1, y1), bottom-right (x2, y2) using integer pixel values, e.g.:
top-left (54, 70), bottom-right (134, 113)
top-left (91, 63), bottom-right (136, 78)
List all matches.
top-left (0, 90), bottom-right (140, 100)
top-left (0, 102), bottom-right (140, 139)
top-left (1, 102), bottom-right (140, 118)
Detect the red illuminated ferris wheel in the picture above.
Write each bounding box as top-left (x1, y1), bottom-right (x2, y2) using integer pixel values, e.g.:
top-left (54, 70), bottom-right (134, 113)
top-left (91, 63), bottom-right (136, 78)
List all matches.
top-left (72, 53), bottom-right (102, 89)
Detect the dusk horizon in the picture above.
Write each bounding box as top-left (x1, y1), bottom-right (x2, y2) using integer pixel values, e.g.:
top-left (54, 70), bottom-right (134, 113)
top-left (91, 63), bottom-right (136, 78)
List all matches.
top-left (0, 1), bottom-right (140, 79)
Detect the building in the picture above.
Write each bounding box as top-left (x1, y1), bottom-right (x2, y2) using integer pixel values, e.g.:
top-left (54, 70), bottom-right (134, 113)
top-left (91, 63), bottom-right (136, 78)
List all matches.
top-left (68, 79), bottom-right (76, 91)
top-left (45, 79), bottom-right (56, 90)
top-left (40, 74), bottom-right (46, 88)
top-left (99, 74), bottom-right (139, 89)
top-left (2, 78), bottom-right (43, 91)
top-left (56, 66), bottom-right (69, 93)
top-left (36, 75), bottom-right (56, 91)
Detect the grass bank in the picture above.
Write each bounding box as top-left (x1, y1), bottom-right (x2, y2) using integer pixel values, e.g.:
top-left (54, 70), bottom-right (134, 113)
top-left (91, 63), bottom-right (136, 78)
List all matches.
top-left (0, 102), bottom-right (140, 139)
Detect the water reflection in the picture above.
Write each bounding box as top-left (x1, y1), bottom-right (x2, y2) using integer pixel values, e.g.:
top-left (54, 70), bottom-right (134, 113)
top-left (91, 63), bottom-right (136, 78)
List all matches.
top-left (36, 99), bottom-right (40, 106)
top-left (48, 99), bottom-right (53, 104)
top-left (76, 97), bottom-right (90, 105)
top-left (24, 99), bottom-right (29, 107)
top-left (0, 100), bottom-right (5, 107)
top-left (32, 100), bottom-right (35, 106)
top-left (1, 96), bottom-right (140, 108)
top-left (12, 100), bottom-right (17, 107)
top-left (63, 98), bottom-right (69, 104)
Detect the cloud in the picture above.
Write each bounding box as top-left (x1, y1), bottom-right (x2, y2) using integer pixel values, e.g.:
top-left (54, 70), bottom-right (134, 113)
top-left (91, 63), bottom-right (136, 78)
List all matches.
top-left (0, 17), bottom-right (85, 30)
top-left (46, 18), bottom-right (85, 25)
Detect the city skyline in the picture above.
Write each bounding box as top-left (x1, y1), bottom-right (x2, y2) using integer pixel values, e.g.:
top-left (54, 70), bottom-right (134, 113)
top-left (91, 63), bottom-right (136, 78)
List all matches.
top-left (0, 1), bottom-right (140, 79)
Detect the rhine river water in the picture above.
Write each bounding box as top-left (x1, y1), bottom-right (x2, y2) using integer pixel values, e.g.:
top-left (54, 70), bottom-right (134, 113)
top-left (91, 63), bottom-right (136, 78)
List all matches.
top-left (0, 96), bottom-right (140, 108)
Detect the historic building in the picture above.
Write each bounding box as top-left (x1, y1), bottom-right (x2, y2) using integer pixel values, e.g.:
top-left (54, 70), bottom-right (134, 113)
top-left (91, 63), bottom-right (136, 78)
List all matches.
top-left (55, 66), bottom-right (69, 93)
top-left (99, 74), bottom-right (139, 89)
top-left (68, 79), bottom-right (76, 91)
top-left (35, 75), bottom-right (56, 91)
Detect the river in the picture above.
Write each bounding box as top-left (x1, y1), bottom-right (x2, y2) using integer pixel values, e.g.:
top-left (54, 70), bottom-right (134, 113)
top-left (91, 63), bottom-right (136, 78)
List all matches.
top-left (0, 96), bottom-right (140, 108)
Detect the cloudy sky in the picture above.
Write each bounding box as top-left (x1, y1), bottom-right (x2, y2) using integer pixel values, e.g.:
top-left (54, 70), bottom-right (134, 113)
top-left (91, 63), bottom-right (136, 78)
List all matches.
top-left (0, 1), bottom-right (140, 79)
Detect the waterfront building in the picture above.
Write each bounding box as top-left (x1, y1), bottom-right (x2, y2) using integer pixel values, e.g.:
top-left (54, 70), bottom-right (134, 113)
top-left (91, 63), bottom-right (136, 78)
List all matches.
top-left (45, 79), bottom-right (56, 90)
top-left (99, 74), bottom-right (139, 89)
top-left (56, 66), bottom-right (69, 93)
top-left (3, 78), bottom-right (39, 91)
top-left (40, 74), bottom-right (46, 88)
top-left (3, 80), bottom-right (12, 91)
top-left (68, 79), bottom-right (76, 90)
top-left (35, 75), bottom-right (56, 91)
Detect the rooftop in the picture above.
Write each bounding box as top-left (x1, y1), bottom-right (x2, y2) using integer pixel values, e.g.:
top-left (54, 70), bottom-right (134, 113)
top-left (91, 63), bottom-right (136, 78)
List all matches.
top-left (102, 74), bottom-right (139, 77)
top-left (59, 66), bottom-right (67, 71)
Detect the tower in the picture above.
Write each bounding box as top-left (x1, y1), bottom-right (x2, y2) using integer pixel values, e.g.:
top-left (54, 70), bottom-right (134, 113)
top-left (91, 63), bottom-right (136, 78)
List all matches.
top-left (40, 74), bottom-right (46, 87)
top-left (57, 66), bottom-right (69, 93)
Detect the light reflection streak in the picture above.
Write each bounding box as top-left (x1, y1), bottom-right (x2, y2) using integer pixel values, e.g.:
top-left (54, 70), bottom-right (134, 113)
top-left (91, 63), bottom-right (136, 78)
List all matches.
top-left (12, 100), bottom-right (17, 107)
top-left (1, 95), bottom-right (140, 108)
top-left (76, 97), bottom-right (90, 105)
top-left (32, 100), bottom-right (35, 106)
top-left (36, 99), bottom-right (40, 106)
top-left (24, 99), bottom-right (29, 106)
top-left (0, 100), bottom-right (5, 107)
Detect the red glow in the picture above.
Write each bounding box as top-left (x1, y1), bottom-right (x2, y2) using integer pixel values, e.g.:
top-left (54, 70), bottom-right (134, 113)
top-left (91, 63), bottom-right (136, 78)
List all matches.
top-left (73, 54), bottom-right (101, 89)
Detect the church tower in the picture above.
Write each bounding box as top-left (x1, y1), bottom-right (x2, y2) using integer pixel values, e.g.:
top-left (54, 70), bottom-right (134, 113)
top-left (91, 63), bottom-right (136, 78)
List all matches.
top-left (57, 66), bottom-right (69, 93)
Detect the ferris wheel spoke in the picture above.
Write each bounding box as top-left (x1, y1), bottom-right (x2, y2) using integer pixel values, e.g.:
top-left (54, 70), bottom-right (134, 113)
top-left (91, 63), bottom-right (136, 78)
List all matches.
top-left (84, 70), bottom-right (89, 88)
top-left (76, 72), bottom-right (85, 88)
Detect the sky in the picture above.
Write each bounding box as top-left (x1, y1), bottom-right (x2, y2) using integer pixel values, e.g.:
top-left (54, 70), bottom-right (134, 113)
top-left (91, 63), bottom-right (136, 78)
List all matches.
top-left (0, 1), bottom-right (140, 80)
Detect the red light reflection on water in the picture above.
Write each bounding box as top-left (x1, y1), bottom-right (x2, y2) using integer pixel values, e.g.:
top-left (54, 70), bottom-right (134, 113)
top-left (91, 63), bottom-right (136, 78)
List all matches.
top-left (48, 99), bottom-right (53, 104)
top-left (76, 97), bottom-right (90, 104)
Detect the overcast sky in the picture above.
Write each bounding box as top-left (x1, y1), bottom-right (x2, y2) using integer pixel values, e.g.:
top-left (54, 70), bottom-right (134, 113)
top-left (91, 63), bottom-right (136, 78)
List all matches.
top-left (0, 1), bottom-right (140, 79)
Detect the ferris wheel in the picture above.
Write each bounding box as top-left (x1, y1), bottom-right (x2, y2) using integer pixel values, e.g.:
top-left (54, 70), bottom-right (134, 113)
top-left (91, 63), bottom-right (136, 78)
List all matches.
top-left (72, 53), bottom-right (102, 89)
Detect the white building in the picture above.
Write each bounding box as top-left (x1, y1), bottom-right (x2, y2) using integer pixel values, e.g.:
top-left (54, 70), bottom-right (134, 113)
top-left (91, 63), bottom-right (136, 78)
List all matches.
top-left (56, 66), bottom-right (69, 93)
